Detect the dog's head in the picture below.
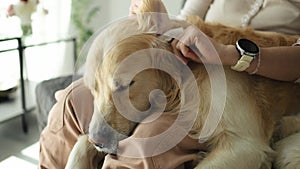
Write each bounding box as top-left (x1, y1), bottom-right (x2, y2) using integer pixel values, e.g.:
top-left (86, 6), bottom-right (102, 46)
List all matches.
top-left (88, 33), bottom-right (186, 154)
top-left (85, 0), bottom-right (204, 155)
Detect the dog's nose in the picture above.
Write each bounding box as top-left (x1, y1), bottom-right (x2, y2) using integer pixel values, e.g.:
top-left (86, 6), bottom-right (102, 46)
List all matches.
top-left (88, 137), bottom-right (107, 149)
top-left (95, 143), bottom-right (105, 149)
top-left (89, 138), bottom-right (104, 148)
top-left (88, 135), bottom-right (118, 155)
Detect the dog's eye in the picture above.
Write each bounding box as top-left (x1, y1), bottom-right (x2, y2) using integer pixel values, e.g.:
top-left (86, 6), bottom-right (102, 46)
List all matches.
top-left (129, 80), bottom-right (135, 87)
top-left (115, 81), bottom-right (134, 92)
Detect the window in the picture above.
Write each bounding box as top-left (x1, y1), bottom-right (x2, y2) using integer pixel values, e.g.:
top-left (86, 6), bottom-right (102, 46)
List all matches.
top-left (0, 0), bottom-right (74, 83)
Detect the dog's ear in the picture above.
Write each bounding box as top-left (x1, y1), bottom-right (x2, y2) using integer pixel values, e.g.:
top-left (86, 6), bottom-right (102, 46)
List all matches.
top-left (135, 0), bottom-right (172, 34)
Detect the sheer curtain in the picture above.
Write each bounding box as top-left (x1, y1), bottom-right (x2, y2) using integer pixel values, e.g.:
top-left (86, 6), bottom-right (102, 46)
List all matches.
top-left (27, 0), bottom-right (74, 81)
top-left (0, 0), bottom-right (73, 84)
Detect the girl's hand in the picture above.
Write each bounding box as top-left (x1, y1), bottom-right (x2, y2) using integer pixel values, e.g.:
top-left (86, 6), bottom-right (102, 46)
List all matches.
top-left (129, 0), bottom-right (142, 16)
top-left (171, 25), bottom-right (236, 65)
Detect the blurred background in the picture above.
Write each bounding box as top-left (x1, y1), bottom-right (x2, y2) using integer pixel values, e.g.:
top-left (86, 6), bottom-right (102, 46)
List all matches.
top-left (0, 0), bottom-right (184, 168)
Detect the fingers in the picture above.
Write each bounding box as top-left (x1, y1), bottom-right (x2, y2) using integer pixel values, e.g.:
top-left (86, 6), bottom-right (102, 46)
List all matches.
top-left (171, 39), bottom-right (202, 64)
top-left (171, 39), bottom-right (188, 64)
top-left (177, 41), bottom-right (190, 57)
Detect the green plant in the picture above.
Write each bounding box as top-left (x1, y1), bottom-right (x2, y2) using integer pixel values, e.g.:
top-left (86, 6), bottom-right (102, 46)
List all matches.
top-left (71, 0), bottom-right (100, 66)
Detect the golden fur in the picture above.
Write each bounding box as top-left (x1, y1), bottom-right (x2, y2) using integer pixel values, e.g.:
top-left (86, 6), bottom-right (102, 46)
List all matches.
top-left (66, 0), bottom-right (300, 169)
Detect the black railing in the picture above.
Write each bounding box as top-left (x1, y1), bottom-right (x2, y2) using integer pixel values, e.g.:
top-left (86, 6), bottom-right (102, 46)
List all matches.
top-left (0, 36), bottom-right (77, 133)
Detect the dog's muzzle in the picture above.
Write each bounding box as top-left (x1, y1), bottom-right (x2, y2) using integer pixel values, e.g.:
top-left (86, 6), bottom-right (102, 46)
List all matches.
top-left (88, 104), bottom-right (127, 155)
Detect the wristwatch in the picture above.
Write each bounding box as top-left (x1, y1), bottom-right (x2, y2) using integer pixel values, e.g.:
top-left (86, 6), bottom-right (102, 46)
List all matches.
top-left (231, 39), bottom-right (260, 72)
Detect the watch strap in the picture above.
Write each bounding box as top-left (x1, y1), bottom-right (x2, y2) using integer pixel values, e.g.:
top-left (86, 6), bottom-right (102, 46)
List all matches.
top-left (231, 55), bottom-right (254, 72)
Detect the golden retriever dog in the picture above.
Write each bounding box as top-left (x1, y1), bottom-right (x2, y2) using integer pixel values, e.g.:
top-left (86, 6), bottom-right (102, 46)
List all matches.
top-left (65, 0), bottom-right (300, 168)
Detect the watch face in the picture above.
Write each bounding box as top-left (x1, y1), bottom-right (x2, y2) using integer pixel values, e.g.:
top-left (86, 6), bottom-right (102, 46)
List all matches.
top-left (238, 39), bottom-right (259, 54)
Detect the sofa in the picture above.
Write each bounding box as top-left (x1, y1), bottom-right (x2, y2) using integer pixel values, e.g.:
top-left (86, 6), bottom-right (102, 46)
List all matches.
top-left (35, 74), bottom-right (82, 131)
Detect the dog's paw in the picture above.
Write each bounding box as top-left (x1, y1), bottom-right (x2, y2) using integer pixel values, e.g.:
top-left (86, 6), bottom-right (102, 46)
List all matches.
top-left (273, 132), bottom-right (300, 169)
top-left (273, 115), bottom-right (300, 142)
top-left (65, 135), bottom-right (106, 169)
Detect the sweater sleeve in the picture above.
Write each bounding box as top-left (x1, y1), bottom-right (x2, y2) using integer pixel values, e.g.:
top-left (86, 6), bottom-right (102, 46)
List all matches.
top-left (178, 0), bottom-right (213, 20)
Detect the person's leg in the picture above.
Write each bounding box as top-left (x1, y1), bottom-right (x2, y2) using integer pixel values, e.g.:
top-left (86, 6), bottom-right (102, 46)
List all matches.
top-left (64, 112), bottom-right (206, 169)
top-left (102, 113), bottom-right (205, 169)
top-left (39, 78), bottom-right (205, 169)
top-left (39, 78), bottom-right (94, 169)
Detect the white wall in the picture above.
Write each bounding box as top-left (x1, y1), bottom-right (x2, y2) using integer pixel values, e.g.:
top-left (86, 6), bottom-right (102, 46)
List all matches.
top-left (89, 0), bottom-right (184, 30)
top-left (162, 0), bottom-right (184, 16)
top-left (108, 0), bottom-right (183, 21)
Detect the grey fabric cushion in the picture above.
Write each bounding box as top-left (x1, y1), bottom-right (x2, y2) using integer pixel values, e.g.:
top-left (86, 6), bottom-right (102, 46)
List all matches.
top-left (35, 74), bottom-right (82, 131)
